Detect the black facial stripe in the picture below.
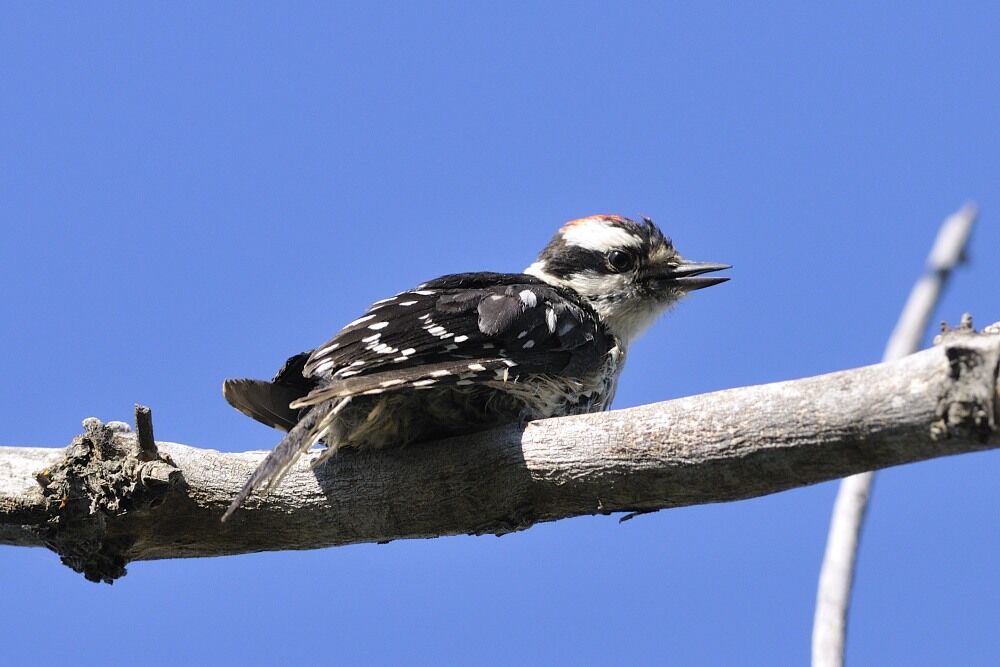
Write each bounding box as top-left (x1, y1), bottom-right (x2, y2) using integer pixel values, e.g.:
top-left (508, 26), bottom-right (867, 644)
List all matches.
top-left (535, 216), bottom-right (675, 279)
top-left (538, 243), bottom-right (609, 278)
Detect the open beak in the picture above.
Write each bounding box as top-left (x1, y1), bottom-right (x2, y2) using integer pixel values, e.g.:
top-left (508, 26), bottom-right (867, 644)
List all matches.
top-left (660, 261), bottom-right (731, 292)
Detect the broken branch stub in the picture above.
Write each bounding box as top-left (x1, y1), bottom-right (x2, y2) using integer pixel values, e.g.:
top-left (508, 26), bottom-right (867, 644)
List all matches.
top-left (33, 414), bottom-right (180, 583)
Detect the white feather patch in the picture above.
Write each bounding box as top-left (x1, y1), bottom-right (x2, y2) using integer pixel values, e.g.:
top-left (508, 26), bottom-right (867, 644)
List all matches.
top-left (545, 307), bottom-right (557, 333)
top-left (560, 219), bottom-right (642, 252)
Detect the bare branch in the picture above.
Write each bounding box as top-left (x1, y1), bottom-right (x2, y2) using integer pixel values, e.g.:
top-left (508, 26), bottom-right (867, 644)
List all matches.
top-left (2, 323), bottom-right (998, 583)
top-left (813, 203), bottom-right (979, 667)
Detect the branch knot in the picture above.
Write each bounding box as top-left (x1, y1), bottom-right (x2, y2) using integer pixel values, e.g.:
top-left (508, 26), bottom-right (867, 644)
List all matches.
top-left (33, 410), bottom-right (180, 583)
top-left (930, 320), bottom-right (1000, 442)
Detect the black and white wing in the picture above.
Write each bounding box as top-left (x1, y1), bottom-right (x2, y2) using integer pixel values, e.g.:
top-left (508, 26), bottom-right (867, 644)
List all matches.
top-left (290, 272), bottom-right (612, 407)
top-left (221, 272), bottom-right (613, 521)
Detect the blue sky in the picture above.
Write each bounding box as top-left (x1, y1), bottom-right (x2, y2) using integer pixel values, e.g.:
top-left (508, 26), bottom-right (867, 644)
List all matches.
top-left (2, 3), bottom-right (999, 665)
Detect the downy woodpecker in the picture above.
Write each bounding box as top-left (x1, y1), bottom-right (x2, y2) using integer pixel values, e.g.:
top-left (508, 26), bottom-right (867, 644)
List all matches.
top-left (222, 215), bottom-right (728, 520)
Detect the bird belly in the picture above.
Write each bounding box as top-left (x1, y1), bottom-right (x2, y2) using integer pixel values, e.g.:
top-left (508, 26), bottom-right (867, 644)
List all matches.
top-left (317, 345), bottom-right (624, 454)
top-left (504, 343), bottom-right (624, 418)
top-left (328, 384), bottom-right (529, 451)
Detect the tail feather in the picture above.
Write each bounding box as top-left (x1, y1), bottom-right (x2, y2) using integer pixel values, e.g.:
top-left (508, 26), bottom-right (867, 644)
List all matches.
top-left (221, 397), bottom-right (351, 522)
top-left (223, 378), bottom-right (305, 432)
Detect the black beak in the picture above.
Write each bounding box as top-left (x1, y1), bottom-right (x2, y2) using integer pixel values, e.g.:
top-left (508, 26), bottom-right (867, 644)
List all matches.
top-left (662, 261), bottom-right (731, 291)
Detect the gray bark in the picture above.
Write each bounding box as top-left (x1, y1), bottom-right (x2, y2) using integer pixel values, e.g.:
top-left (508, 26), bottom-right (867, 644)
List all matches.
top-left (1, 325), bottom-right (998, 583)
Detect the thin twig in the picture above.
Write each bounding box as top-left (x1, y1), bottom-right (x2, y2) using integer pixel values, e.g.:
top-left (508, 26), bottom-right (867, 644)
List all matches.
top-left (811, 203), bottom-right (978, 667)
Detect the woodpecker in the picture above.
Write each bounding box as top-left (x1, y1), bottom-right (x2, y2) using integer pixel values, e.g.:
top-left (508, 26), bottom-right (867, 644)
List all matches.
top-left (222, 215), bottom-right (728, 520)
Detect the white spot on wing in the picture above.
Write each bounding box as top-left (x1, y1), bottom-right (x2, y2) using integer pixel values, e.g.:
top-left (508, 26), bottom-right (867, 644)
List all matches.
top-left (519, 289), bottom-right (538, 308)
top-left (314, 342), bottom-right (340, 356)
top-left (414, 290), bottom-right (436, 296)
top-left (430, 370), bottom-right (452, 377)
top-left (522, 340), bottom-right (535, 349)
top-left (454, 335), bottom-right (469, 343)
top-left (312, 360), bottom-right (335, 374)
top-left (545, 308), bottom-right (557, 333)
top-left (467, 363), bottom-right (486, 371)
top-left (412, 378), bottom-right (437, 387)
top-left (369, 321), bottom-right (389, 330)
top-left (345, 314), bottom-right (375, 328)
top-left (399, 300), bottom-right (418, 306)
top-left (362, 333), bottom-right (381, 343)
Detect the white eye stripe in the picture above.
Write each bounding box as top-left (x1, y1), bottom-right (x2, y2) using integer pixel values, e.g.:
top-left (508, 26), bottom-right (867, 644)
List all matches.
top-left (560, 221), bottom-right (642, 253)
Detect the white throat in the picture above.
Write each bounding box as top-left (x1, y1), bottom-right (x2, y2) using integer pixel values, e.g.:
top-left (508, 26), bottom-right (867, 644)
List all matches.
top-left (525, 261), bottom-right (677, 347)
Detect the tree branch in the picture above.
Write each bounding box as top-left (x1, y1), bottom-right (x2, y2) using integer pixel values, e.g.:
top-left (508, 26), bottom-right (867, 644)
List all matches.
top-left (2, 324), bottom-right (999, 583)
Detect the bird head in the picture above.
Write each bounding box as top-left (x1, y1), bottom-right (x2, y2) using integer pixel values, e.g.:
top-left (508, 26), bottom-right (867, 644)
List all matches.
top-left (525, 215), bottom-right (729, 344)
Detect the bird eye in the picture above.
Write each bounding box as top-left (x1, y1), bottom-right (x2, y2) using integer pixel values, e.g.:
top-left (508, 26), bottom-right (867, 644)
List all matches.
top-left (606, 249), bottom-right (635, 272)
